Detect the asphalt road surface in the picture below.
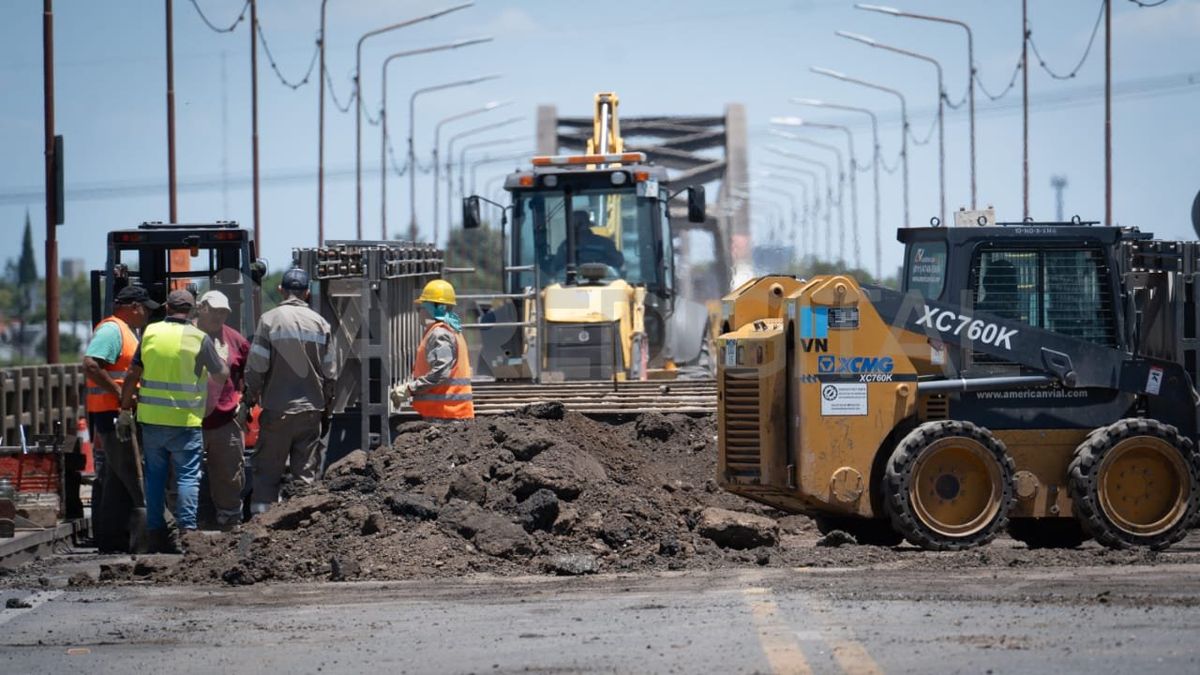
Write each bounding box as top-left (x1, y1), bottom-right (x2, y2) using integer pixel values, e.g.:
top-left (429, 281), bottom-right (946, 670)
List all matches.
top-left (3, 558), bottom-right (1200, 674)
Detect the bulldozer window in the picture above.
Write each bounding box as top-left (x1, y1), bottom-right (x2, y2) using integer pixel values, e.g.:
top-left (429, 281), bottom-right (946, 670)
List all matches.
top-left (513, 187), bottom-right (663, 289)
top-left (906, 241), bottom-right (948, 300)
top-left (971, 249), bottom-right (1116, 347)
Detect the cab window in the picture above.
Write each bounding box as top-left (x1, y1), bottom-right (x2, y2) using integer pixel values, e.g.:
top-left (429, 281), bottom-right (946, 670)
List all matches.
top-left (906, 242), bottom-right (948, 300)
top-left (971, 248), bottom-right (1116, 347)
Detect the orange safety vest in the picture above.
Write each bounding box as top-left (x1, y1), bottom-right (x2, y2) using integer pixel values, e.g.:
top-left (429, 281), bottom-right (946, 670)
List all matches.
top-left (411, 321), bottom-right (474, 419)
top-left (85, 316), bottom-right (138, 414)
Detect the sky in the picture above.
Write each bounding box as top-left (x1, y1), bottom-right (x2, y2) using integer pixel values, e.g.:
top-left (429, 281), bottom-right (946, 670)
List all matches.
top-left (1, 0), bottom-right (1198, 283)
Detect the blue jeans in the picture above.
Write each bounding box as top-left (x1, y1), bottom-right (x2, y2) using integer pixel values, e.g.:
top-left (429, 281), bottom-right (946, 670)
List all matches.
top-left (141, 423), bottom-right (203, 531)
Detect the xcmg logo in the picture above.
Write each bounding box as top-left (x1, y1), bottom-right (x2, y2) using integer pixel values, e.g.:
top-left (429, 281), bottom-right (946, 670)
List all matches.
top-left (817, 355), bottom-right (895, 382)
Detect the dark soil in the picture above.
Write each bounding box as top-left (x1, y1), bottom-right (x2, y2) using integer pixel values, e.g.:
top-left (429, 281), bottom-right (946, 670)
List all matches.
top-left (62, 405), bottom-right (1200, 586)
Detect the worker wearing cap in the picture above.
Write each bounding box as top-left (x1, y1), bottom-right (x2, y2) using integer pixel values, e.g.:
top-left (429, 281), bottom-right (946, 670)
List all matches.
top-left (245, 268), bottom-right (335, 513)
top-left (83, 285), bottom-right (156, 552)
top-left (119, 289), bottom-right (228, 550)
top-left (194, 290), bottom-right (250, 530)
top-left (390, 279), bottom-right (474, 420)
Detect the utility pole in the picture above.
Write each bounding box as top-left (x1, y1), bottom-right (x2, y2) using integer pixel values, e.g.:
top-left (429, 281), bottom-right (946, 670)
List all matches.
top-left (221, 51), bottom-right (230, 216)
top-left (1051, 175), bottom-right (1068, 222)
top-left (250, 0), bottom-right (262, 247)
top-left (165, 0), bottom-right (178, 223)
top-left (1104, 0), bottom-right (1112, 226)
top-left (43, 0), bottom-right (59, 363)
top-left (318, 0), bottom-right (328, 245)
top-left (1022, 0), bottom-right (1030, 220)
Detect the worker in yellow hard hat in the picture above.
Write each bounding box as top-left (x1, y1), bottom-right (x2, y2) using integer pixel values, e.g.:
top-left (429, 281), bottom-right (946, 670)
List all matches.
top-left (390, 279), bottom-right (474, 419)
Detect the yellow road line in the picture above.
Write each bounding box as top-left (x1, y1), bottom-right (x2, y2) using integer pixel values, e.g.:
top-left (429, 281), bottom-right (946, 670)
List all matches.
top-left (803, 594), bottom-right (884, 675)
top-left (745, 586), bottom-right (813, 675)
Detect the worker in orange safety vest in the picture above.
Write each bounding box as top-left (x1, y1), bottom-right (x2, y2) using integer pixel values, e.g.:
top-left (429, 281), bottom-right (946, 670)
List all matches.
top-left (390, 279), bottom-right (474, 420)
top-left (83, 285), bottom-right (157, 552)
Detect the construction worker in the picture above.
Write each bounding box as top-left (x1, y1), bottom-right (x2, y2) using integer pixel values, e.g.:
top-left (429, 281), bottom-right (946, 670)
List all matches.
top-left (194, 291), bottom-right (250, 530)
top-left (390, 279), bottom-right (474, 420)
top-left (551, 210), bottom-right (625, 275)
top-left (118, 289), bottom-right (228, 551)
top-left (245, 268), bottom-right (335, 514)
top-left (83, 285), bottom-right (156, 552)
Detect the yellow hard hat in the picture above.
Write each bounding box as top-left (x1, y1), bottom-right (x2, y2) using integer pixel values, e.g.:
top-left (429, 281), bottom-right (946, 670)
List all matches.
top-left (417, 279), bottom-right (456, 306)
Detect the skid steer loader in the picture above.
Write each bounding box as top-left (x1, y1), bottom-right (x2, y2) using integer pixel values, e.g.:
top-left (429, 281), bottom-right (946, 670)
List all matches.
top-left (717, 210), bottom-right (1200, 550)
top-left (459, 93), bottom-right (716, 415)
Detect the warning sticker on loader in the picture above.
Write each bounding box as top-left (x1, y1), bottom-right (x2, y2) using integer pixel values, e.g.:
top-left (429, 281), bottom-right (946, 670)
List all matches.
top-left (820, 382), bottom-right (868, 416)
top-left (1146, 366), bottom-right (1163, 396)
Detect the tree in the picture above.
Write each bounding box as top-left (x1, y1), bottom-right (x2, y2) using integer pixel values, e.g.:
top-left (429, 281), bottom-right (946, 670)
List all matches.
top-left (18, 210), bottom-right (37, 286)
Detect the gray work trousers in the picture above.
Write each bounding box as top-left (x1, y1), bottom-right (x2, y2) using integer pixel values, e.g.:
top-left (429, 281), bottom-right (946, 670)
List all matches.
top-left (203, 420), bottom-right (245, 525)
top-left (251, 410), bottom-right (323, 510)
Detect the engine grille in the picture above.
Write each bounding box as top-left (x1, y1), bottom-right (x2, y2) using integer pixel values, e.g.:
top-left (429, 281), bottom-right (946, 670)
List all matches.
top-left (722, 368), bottom-right (761, 480)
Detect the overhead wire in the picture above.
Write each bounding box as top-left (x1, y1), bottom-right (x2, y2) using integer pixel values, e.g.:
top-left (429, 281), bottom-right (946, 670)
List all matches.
top-left (1027, 0), bottom-right (1107, 80)
top-left (188, 0), bottom-right (250, 33)
top-left (255, 19), bottom-right (320, 90)
top-left (324, 66), bottom-right (356, 113)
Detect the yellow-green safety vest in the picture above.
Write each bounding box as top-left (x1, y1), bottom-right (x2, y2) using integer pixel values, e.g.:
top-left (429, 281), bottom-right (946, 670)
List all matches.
top-left (136, 321), bottom-right (208, 428)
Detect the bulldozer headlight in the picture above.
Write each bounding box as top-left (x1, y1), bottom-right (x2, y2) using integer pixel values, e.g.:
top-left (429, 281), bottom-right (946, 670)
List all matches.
top-left (610, 171), bottom-right (628, 186)
top-left (542, 174), bottom-right (558, 188)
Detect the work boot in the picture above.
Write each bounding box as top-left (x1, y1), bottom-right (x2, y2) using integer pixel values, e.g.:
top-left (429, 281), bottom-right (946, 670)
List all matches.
top-left (146, 528), bottom-right (182, 555)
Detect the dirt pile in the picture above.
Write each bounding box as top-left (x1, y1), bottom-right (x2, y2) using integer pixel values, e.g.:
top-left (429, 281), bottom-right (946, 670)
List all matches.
top-left (152, 406), bottom-right (796, 584)
top-left (110, 404), bottom-right (1200, 587)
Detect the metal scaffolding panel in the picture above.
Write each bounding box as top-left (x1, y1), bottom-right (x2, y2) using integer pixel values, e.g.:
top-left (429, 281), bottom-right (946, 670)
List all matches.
top-left (293, 240), bottom-right (443, 458)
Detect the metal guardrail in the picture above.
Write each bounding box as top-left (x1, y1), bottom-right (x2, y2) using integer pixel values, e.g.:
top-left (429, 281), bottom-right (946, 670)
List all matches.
top-left (1, 364), bottom-right (86, 446)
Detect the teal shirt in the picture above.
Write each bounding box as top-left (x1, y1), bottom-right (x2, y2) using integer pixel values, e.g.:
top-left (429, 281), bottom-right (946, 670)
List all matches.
top-left (85, 321), bottom-right (125, 365)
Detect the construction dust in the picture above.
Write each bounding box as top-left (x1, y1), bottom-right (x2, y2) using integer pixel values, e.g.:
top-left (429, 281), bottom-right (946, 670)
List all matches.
top-left (62, 404), bottom-right (1200, 586)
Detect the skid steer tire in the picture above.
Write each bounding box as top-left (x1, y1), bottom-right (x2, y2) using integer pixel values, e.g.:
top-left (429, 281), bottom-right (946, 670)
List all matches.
top-left (1067, 418), bottom-right (1200, 550)
top-left (814, 516), bottom-right (904, 547)
top-left (884, 420), bottom-right (1015, 551)
top-left (1006, 518), bottom-right (1090, 550)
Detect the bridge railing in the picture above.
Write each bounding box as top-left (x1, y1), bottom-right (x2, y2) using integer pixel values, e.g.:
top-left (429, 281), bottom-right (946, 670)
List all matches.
top-left (0, 364), bottom-right (86, 446)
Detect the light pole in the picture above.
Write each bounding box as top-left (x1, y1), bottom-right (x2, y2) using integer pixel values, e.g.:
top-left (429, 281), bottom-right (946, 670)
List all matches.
top-left (757, 170), bottom-right (810, 251)
top-left (461, 138), bottom-right (530, 195)
top-left (470, 151), bottom-right (534, 194)
top-left (836, 31), bottom-right (945, 227)
top-left (793, 98), bottom-right (883, 278)
top-left (761, 162), bottom-right (820, 255)
top-left (757, 183), bottom-right (802, 255)
top-left (354, 2), bottom-right (473, 238)
top-left (406, 72), bottom-right (499, 242)
top-left (377, 39), bottom-right (491, 240)
top-left (759, 166), bottom-right (816, 254)
top-left (856, 4), bottom-right (976, 209)
top-left (433, 100), bottom-right (513, 244)
top-left (445, 117), bottom-right (524, 229)
top-left (770, 129), bottom-right (846, 264)
top-left (765, 145), bottom-right (835, 262)
top-left (773, 118), bottom-right (861, 269)
top-left (812, 67), bottom-right (909, 233)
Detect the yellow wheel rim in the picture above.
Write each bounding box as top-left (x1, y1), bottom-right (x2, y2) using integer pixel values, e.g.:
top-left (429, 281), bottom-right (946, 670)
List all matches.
top-left (909, 437), bottom-right (1004, 538)
top-left (1097, 436), bottom-right (1190, 536)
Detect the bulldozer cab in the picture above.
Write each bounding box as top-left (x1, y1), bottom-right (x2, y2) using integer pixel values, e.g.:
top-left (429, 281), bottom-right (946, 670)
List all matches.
top-left (505, 158), bottom-right (675, 301)
top-left (91, 222), bottom-right (265, 337)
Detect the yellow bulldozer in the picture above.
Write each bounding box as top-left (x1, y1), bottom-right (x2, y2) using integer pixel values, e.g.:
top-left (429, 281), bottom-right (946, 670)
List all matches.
top-left (717, 213), bottom-right (1200, 550)
top-left (460, 93), bottom-right (716, 415)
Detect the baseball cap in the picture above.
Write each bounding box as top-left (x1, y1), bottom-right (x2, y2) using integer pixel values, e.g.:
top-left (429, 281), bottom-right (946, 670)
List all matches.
top-left (281, 268), bottom-right (310, 291)
top-left (166, 289), bottom-right (196, 309)
top-left (198, 290), bottom-right (231, 311)
top-left (114, 285), bottom-right (160, 310)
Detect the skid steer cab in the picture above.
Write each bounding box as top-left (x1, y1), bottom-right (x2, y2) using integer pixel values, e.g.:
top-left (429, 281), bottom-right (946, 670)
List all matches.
top-left (717, 216), bottom-right (1200, 551)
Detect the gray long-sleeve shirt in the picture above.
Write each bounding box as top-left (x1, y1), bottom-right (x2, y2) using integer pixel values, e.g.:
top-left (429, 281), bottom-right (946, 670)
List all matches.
top-left (245, 297), bottom-right (336, 414)
top-left (411, 323), bottom-right (459, 392)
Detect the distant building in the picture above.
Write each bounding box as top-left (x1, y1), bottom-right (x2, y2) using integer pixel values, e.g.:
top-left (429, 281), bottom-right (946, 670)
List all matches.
top-left (61, 258), bottom-right (87, 279)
